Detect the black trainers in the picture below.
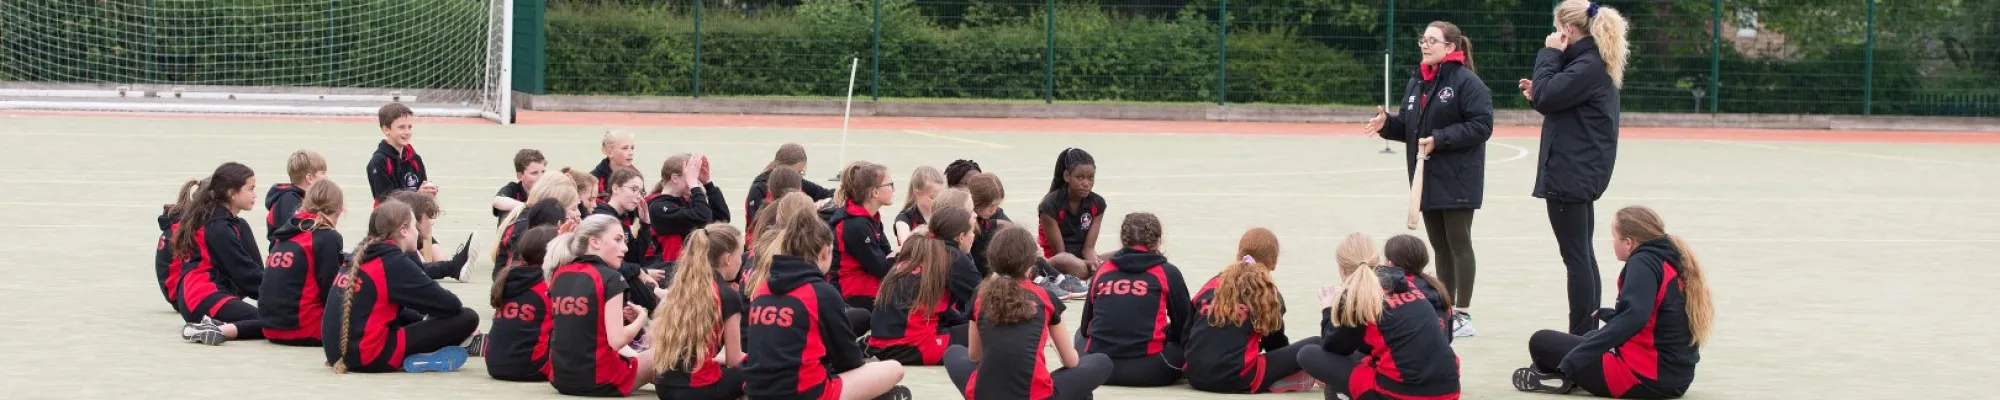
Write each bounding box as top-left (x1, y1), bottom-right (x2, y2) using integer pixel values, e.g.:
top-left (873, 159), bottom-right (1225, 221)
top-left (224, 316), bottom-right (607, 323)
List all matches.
top-left (1512, 366), bottom-right (1575, 394)
top-left (873, 385), bottom-right (912, 400)
top-left (443, 234), bottom-right (473, 282)
top-left (464, 332), bottom-right (487, 357)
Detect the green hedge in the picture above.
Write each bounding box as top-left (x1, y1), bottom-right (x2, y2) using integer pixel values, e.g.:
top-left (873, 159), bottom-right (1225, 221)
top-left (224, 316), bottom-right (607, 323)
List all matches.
top-left (0, 1), bottom-right (486, 89)
top-left (546, 0), bottom-right (1372, 105)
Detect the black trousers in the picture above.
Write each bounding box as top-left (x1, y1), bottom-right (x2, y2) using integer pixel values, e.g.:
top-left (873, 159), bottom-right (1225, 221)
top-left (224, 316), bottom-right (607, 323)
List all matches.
top-left (1421, 209), bottom-right (1477, 308)
top-left (1528, 330), bottom-right (1682, 399)
top-left (181, 292), bottom-right (265, 340)
top-left (657, 367), bottom-right (744, 400)
top-left (845, 307), bottom-right (872, 338)
top-left (1192, 336), bottom-right (1321, 393)
top-left (1547, 199), bottom-right (1601, 335)
top-left (403, 308), bottom-right (481, 357)
top-left (945, 345), bottom-right (1112, 400)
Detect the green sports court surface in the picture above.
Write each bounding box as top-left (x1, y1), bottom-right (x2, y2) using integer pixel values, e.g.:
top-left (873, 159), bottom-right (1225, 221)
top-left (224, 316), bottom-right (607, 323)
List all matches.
top-left (2, 110), bottom-right (1994, 399)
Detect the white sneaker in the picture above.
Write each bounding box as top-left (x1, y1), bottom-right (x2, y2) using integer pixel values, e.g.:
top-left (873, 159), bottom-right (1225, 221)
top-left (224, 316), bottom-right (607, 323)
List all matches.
top-left (1451, 310), bottom-right (1476, 337)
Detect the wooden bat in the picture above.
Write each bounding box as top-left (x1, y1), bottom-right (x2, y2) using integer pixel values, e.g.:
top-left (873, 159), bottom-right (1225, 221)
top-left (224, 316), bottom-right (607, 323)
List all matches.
top-left (1407, 149), bottom-right (1429, 230)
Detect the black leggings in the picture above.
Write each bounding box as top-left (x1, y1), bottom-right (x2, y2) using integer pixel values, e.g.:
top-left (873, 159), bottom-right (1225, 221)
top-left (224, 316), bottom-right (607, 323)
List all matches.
top-left (1249, 337), bottom-right (1322, 393)
top-left (945, 345), bottom-right (1112, 400)
top-left (845, 307), bottom-right (872, 337)
top-left (182, 293), bottom-right (265, 340)
top-left (1548, 200), bottom-right (1601, 335)
top-left (1072, 331), bottom-right (1185, 387)
top-left (1528, 330), bottom-right (1682, 399)
top-left (403, 308), bottom-right (481, 357)
top-left (657, 367), bottom-right (744, 400)
top-left (1422, 209), bottom-right (1477, 308)
top-left (1296, 345), bottom-right (1371, 400)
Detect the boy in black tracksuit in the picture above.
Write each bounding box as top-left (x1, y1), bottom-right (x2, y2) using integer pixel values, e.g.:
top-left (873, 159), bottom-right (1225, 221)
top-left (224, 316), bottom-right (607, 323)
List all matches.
top-left (266, 149), bottom-right (328, 238)
top-left (366, 104), bottom-right (428, 205)
top-left (1522, 238), bottom-right (1699, 399)
top-left (1076, 245), bottom-right (1192, 387)
top-left (323, 240), bottom-right (481, 372)
top-left (1528, 35), bottom-right (1622, 336)
top-left (743, 255), bottom-right (868, 400)
top-left (1184, 278), bottom-right (1321, 393)
top-left (259, 212), bottom-right (344, 346)
top-left (645, 183), bottom-right (728, 265)
top-left (1296, 267), bottom-right (1461, 399)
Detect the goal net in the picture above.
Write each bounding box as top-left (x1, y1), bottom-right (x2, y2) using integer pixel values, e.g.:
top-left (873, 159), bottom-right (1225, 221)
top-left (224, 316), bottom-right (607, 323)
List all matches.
top-left (0, 0), bottom-right (513, 124)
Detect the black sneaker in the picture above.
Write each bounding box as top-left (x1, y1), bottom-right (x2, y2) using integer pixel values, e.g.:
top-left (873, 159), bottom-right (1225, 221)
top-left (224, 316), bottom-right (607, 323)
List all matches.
top-left (1512, 366), bottom-right (1575, 394)
top-left (464, 332), bottom-right (487, 357)
top-left (873, 385), bottom-right (912, 400)
top-left (443, 234), bottom-right (473, 282)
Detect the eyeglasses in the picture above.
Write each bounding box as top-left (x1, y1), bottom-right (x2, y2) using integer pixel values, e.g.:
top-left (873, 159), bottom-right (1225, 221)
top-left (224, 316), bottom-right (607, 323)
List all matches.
top-left (1418, 37), bottom-right (1448, 47)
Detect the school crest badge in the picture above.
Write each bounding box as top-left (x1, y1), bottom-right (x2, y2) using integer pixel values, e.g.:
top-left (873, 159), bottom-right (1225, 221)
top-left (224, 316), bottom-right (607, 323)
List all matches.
top-left (1439, 87), bottom-right (1455, 103)
top-left (1080, 213), bottom-right (1092, 230)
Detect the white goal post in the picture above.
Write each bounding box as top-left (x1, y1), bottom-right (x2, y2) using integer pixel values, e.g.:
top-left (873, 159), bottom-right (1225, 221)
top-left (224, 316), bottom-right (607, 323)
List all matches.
top-left (0, 0), bottom-right (514, 124)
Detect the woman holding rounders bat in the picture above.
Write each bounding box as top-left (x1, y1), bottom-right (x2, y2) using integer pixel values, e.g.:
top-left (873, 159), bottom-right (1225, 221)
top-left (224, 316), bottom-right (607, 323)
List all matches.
top-left (1363, 20), bottom-right (1492, 338)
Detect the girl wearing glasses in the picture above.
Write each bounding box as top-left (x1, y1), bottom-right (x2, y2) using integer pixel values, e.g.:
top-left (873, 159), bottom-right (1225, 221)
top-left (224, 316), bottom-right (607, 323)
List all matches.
top-left (828, 161), bottom-right (897, 309)
top-left (1363, 20), bottom-right (1493, 337)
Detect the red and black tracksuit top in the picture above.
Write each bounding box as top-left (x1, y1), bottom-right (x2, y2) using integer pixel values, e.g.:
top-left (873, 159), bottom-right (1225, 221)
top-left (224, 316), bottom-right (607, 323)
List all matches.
top-left (590, 158), bottom-right (614, 199)
top-left (645, 183), bottom-right (729, 264)
top-left (322, 241), bottom-right (469, 371)
top-left (1319, 267), bottom-right (1460, 399)
top-left (866, 263), bottom-right (970, 365)
top-left (829, 200), bottom-right (892, 306)
top-left (364, 140), bottom-right (426, 205)
top-left (549, 256), bottom-right (639, 396)
top-left (592, 200), bottom-right (654, 267)
top-left (493, 181), bottom-right (527, 224)
top-left (176, 207), bottom-right (264, 317)
top-left (743, 255), bottom-right (868, 400)
top-left (1407, 273), bottom-right (1454, 341)
top-left (258, 213), bottom-right (343, 343)
top-left (487, 262), bottom-right (554, 381)
top-left (962, 279), bottom-right (1068, 400)
top-left (1078, 246), bottom-right (1192, 359)
top-left (1185, 277), bottom-right (1293, 393)
top-left (1035, 188), bottom-right (1105, 258)
top-left (263, 183), bottom-right (304, 239)
top-left (1560, 238), bottom-right (1699, 398)
top-left (657, 275), bottom-right (748, 391)
top-left (156, 210), bottom-right (183, 308)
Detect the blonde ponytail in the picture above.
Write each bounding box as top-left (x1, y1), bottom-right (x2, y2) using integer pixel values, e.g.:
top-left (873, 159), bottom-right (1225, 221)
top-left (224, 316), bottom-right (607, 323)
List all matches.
top-left (1333, 233), bottom-right (1384, 328)
top-left (1669, 235), bottom-right (1712, 346)
top-left (1589, 5), bottom-right (1630, 88)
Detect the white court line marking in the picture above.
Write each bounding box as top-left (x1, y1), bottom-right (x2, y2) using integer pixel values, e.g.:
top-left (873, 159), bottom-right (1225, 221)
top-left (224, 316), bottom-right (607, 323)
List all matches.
top-left (1706, 140), bottom-right (1998, 169)
top-left (15, 222), bottom-right (1992, 244)
top-left (901, 129), bottom-right (1010, 149)
top-left (0, 131), bottom-right (985, 149)
top-left (1100, 141), bottom-right (1532, 179)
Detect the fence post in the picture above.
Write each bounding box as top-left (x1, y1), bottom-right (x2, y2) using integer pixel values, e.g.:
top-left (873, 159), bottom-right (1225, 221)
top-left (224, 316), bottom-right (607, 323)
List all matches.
top-left (1383, 0), bottom-right (1395, 108)
top-left (1708, 0), bottom-right (1720, 113)
top-left (693, 0), bottom-right (704, 98)
top-left (1863, 0), bottom-right (1874, 115)
top-left (1215, 0), bottom-right (1227, 105)
top-left (1044, 0), bottom-right (1055, 104)
top-left (325, 0), bottom-right (334, 86)
top-left (872, 0), bottom-right (881, 101)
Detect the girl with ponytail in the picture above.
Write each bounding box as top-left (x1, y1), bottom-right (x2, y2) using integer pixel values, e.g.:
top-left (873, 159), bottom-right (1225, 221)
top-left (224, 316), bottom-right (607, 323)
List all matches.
top-left (260, 180), bottom-right (348, 346)
top-left (1384, 234), bottom-right (1467, 338)
top-left (1185, 228), bottom-right (1322, 394)
top-left (865, 206), bottom-right (975, 366)
top-left (1514, 205), bottom-right (1710, 399)
top-left (743, 209), bottom-right (913, 400)
top-left (1522, 0), bottom-right (1630, 336)
top-left (646, 153), bottom-right (729, 265)
top-left (486, 226), bottom-right (559, 381)
top-left (649, 223), bottom-right (748, 400)
top-left (1295, 233), bottom-right (1460, 399)
top-left (171, 162), bottom-right (269, 346)
top-left (547, 214), bottom-right (661, 396)
top-left (156, 178), bottom-right (203, 309)
top-left (323, 200), bottom-right (482, 373)
top-left (1039, 147), bottom-right (1107, 282)
top-left (941, 225), bottom-right (1112, 399)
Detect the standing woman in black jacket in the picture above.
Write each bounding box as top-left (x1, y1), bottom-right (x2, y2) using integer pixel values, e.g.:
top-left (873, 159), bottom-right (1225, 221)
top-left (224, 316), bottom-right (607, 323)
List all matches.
top-left (1518, 0), bottom-right (1629, 336)
top-left (1365, 20), bottom-right (1492, 337)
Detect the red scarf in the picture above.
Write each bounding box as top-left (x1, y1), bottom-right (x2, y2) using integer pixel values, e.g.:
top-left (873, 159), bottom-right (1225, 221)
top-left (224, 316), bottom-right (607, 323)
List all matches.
top-left (1420, 51), bottom-right (1467, 81)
